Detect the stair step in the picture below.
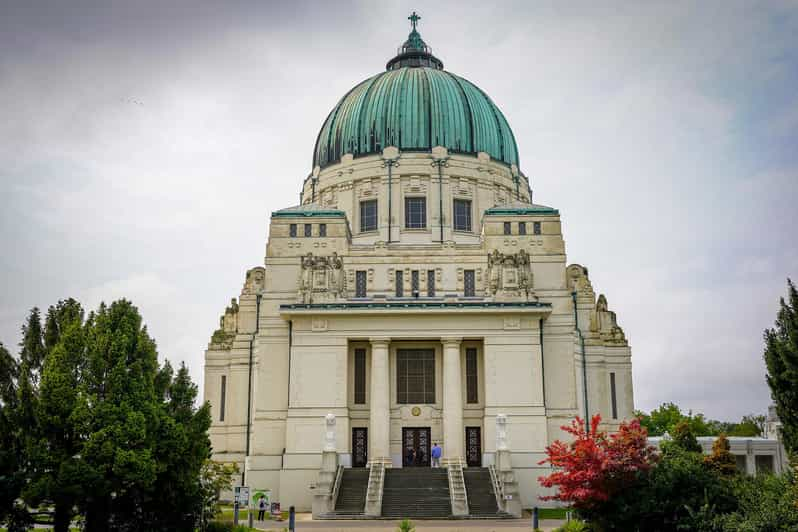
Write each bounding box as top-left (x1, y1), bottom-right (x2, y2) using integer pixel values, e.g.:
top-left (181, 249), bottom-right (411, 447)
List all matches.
top-left (380, 469), bottom-right (452, 518)
top-left (463, 467), bottom-right (499, 516)
top-left (333, 468), bottom-right (369, 515)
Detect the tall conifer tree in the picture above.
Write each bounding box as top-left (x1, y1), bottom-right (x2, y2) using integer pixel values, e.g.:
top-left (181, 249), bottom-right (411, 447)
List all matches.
top-left (764, 280), bottom-right (798, 456)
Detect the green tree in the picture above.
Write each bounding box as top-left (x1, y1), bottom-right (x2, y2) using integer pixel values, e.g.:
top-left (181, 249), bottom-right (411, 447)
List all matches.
top-left (666, 420), bottom-right (702, 454)
top-left (72, 300), bottom-right (210, 531)
top-left (198, 460), bottom-right (239, 531)
top-left (0, 341), bottom-right (29, 531)
top-left (727, 414), bottom-right (765, 437)
top-left (764, 279), bottom-right (798, 456)
top-left (704, 434), bottom-right (737, 476)
top-left (26, 304), bottom-right (86, 532)
top-left (638, 402), bottom-right (714, 437)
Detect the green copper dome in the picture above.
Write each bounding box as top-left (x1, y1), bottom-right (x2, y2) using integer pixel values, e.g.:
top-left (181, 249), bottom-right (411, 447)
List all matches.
top-left (313, 13), bottom-right (519, 170)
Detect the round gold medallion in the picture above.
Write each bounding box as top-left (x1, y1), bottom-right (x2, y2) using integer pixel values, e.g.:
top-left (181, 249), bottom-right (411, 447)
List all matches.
top-left (411, 406), bottom-right (421, 416)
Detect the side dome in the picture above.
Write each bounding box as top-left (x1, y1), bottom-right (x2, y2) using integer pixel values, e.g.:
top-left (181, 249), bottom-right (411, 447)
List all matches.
top-left (312, 15), bottom-right (519, 170)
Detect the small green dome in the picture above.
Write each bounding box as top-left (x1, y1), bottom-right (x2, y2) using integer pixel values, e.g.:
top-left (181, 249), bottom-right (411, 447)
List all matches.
top-left (313, 14), bottom-right (519, 170)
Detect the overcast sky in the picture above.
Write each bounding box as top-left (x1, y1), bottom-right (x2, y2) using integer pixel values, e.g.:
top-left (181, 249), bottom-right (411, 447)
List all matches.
top-left (1, 0), bottom-right (796, 421)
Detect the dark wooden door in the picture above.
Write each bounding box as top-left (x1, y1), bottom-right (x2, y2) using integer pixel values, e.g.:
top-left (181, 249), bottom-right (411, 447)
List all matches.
top-left (352, 428), bottom-right (368, 467)
top-left (465, 426), bottom-right (482, 467)
top-left (402, 427), bottom-right (431, 467)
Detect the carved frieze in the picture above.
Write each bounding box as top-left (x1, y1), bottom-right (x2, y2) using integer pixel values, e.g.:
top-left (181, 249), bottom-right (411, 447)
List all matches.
top-left (297, 252), bottom-right (346, 304)
top-left (485, 249), bottom-right (535, 301)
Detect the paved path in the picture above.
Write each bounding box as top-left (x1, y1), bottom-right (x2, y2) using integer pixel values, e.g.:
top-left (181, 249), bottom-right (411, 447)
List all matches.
top-left (253, 516), bottom-right (566, 531)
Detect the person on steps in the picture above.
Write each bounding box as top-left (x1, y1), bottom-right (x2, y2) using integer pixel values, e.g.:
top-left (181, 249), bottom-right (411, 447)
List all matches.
top-left (431, 442), bottom-right (442, 467)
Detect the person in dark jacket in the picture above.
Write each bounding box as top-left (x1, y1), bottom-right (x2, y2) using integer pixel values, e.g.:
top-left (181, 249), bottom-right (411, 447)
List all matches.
top-left (405, 447), bottom-right (416, 466)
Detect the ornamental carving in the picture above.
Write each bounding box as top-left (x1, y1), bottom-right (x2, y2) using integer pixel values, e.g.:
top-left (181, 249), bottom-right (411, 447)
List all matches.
top-left (485, 249), bottom-right (535, 300)
top-left (298, 252), bottom-right (345, 304)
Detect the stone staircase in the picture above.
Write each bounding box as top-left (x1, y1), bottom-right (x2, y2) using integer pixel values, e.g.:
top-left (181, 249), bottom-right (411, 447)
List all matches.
top-left (463, 467), bottom-right (502, 516)
top-left (381, 468), bottom-right (452, 518)
top-left (331, 468), bottom-right (369, 516)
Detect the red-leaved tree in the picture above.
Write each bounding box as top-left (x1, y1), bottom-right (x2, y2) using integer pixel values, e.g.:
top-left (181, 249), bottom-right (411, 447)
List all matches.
top-left (538, 414), bottom-right (658, 510)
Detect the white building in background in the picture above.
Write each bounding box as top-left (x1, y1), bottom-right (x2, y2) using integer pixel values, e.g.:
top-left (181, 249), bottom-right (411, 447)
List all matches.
top-left (202, 15), bottom-right (634, 511)
top-left (648, 434), bottom-right (788, 476)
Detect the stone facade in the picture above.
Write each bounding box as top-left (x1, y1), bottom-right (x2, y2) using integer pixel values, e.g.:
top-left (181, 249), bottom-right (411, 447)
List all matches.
top-left (203, 147), bottom-right (634, 510)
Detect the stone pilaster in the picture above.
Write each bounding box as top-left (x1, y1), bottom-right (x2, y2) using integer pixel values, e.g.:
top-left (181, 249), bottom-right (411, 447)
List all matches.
top-left (442, 337), bottom-right (464, 460)
top-left (369, 338), bottom-right (391, 462)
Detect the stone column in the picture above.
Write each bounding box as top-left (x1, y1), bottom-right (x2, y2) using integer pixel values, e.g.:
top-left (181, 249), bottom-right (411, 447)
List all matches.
top-left (442, 337), bottom-right (464, 460)
top-left (369, 338), bottom-right (391, 462)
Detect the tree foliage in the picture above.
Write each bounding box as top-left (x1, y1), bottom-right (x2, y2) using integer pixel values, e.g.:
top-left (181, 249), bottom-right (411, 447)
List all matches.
top-left (764, 279), bottom-right (798, 456)
top-left (199, 460), bottom-right (240, 531)
top-left (704, 434), bottom-right (737, 477)
top-left (636, 402), bottom-right (765, 439)
top-left (538, 414), bottom-right (658, 510)
top-left (0, 298), bottom-right (211, 531)
top-left (666, 420), bottom-right (702, 454)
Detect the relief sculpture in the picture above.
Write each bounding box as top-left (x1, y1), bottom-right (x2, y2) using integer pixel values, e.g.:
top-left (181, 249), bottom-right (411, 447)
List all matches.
top-left (485, 249), bottom-right (535, 301)
top-left (298, 252), bottom-right (345, 303)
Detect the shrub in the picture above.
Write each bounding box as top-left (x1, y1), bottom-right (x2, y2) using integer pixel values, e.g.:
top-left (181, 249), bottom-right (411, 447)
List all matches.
top-left (554, 520), bottom-right (591, 532)
top-left (206, 520), bottom-right (234, 532)
top-left (397, 518), bottom-right (415, 532)
top-left (714, 472), bottom-right (798, 530)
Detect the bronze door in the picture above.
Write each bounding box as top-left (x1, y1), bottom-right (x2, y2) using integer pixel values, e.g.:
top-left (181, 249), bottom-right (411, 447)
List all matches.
top-left (352, 428), bottom-right (368, 467)
top-left (465, 426), bottom-right (482, 467)
top-left (402, 427), bottom-right (431, 467)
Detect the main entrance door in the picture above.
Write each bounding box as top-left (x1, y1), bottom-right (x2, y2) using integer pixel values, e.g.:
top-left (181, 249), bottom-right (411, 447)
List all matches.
top-left (352, 427), bottom-right (368, 467)
top-left (465, 426), bottom-right (482, 466)
top-left (402, 427), bottom-right (431, 467)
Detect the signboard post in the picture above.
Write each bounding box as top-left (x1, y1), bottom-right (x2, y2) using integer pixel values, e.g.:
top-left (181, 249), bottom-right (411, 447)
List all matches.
top-left (233, 486), bottom-right (250, 525)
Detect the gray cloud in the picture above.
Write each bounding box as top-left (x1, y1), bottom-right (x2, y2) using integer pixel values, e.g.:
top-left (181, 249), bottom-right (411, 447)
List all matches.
top-left (1, 0), bottom-right (796, 421)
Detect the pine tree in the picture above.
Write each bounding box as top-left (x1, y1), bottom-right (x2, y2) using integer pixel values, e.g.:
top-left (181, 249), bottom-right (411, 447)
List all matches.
top-left (764, 279), bottom-right (798, 456)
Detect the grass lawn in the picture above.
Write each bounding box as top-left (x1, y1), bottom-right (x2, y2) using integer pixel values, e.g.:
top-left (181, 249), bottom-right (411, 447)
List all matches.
top-left (535, 507), bottom-right (569, 519)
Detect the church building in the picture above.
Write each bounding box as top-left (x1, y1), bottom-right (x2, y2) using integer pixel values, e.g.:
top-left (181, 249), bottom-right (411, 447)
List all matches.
top-left (204, 13), bottom-right (633, 515)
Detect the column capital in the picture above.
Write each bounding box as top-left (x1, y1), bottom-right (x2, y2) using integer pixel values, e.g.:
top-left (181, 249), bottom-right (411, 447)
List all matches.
top-left (369, 337), bottom-right (391, 347)
top-left (440, 337), bottom-right (463, 346)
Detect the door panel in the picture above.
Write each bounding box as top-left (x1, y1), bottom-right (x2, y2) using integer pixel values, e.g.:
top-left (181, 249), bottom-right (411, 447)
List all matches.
top-left (402, 427), bottom-right (431, 467)
top-left (352, 428), bottom-right (368, 467)
top-left (465, 426), bottom-right (482, 467)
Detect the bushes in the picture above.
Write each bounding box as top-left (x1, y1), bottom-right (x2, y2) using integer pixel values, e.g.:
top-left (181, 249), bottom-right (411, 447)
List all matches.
top-left (714, 472), bottom-right (798, 530)
top-left (539, 415), bottom-right (798, 530)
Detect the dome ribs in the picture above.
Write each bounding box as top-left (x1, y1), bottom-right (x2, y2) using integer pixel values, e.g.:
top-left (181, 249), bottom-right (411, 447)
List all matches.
top-left (312, 67), bottom-right (519, 169)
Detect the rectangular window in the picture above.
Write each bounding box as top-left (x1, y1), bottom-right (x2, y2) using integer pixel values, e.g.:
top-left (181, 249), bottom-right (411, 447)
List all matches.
top-left (395, 270), bottom-right (404, 297)
top-left (518, 222), bottom-right (526, 235)
top-left (354, 348), bottom-right (366, 404)
top-left (533, 221), bottom-right (541, 235)
top-left (304, 223), bottom-right (312, 237)
top-left (503, 221), bottom-right (512, 235)
top-left (289, 224), bottom-right (297, 237)
top-left (735, 454), bottom-right (747, 473)
top-left (755, 455), bottom-right (774, 474)
top-left (360, 200), bottom-right (378, 232)
top-left (405, 197), bottom-right (427, 229)
top-left (610, 372), bottom-right (618, 419)
top-left (453, 199), bottom-right (472, 232)
top-left (466, 347), bottom-right (478, 404)
top-left (219, 375), bottom-right (226, 422)
top-left (319, 223), bottom-right (327, 237)
top-left (355, 270), bottom-right (367, 298)
top-left (397, 349), bottom-right (435, 404)
top-left (411, 270), bottom-right (419, 295)
top-left (427, 270), bottom-right (436, 297)
top-left (464, 269), bottom-right (475, 297)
